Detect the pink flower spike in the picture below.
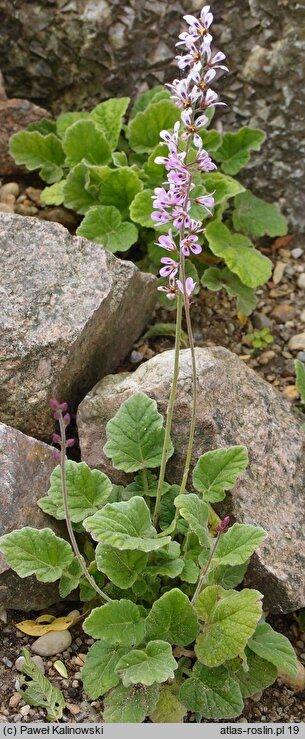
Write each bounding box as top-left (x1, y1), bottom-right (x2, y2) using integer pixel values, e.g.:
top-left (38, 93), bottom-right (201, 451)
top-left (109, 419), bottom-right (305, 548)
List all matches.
top-left (52, 433), bottom-right (61, 444)
top-left (50, 398), bottom-right (60, 410)
top-left (176, 277), bottom-right (197, 300)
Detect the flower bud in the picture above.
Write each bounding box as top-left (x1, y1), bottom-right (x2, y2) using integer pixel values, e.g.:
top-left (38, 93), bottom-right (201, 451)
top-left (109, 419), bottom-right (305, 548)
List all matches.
top-left (66, 438), bottom-right (75, 447)
top-left (63, 413), bottom-right (71, 427)
top-left (216, 516), bottom-right (230, 534)
top-left (50, 398), bottom-right (60, 410)
top-left (52, 449), bottom-right (61, 462)
top-left (52, 433), bottom-right (61, 444)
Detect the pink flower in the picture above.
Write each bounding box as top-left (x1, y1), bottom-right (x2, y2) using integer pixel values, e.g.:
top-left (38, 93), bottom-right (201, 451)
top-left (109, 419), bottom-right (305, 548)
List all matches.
top-left (194, 191), bottom-right (215, 215)
top-left (159, 256), bottom-right (179, 280)
top-left (181, 235), bottom-right (202, 257)
top-left (176, 277), bottom-right (197, 299)
top-left (156, 231), bottom-right (178, 252)
top-left (157, 283), bottom-right (178, 301)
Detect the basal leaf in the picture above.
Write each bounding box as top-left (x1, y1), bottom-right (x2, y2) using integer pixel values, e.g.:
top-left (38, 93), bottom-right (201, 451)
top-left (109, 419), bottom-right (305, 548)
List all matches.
top-left (59, 557), bottom-right (83, 598)
top-left (210, 561), bottom-right (248, 589)
top-left (201, 266), bottom-right (256, 316)
top-left (201, 172), bottom-right (245, 204)
top-left (97, 166), bottom-right (143, 220)
top-left (95, 545), bottom-right (148, 588)
top-left (199, 128), bottom-right (222, 151)
top-left (104, 392), bottom-right (173, 473)
top-left (233, 191), bottom-right (288, 237)
top-left (38, 460), bottom-right (112, 523)
top-left (214, 127), bottom-right (266, 175)
top-left (145, 588), bottom-right (199, 646)
top-left (20, 649), bottom-right (65, 721)
top-left (115, 640), bottom-right (177, 686)
top-left (174, 494), bottom-right (210, 546)
top-left (236, 647), bottom-right (277, 699)
top-left (83, 496), bottom-right (171, 552)
top-left (27, 119), bottom-right (57, 136)
top-left (159, 486), bottom-right (179, 531)
top-left (128, 99), bottom-right (179, 153)
top-left (83, 599), bottom-right (145, 646)
top-left (79, 568), bottom-right (106, 602)
top-left (180, 558), bottom-right (200, 584)
top-left (76, 205), bottom-right (138, 252)
top-left (143, 323), bottom-right (188, 348)
top-left (143, 144), bottom-right (167, 187)
top-left (63, 119), bottom-right (112, 167)
top-left (192, 446), bottom-right (249, 502)
top-left (103, 683), bottom-right (159, 723)
top-left (295, 359), bottom-right (305, 404)
top-left (10, 131), bottom-right (65, 183)
top-left (150, 684), bottom-right (187, 723)
top-left (0, 527), bottom-right (73, 583)
top-left (205, 221), bottom-right (272, 288)
top-left (248, 623), bottom-right (298, 677)
top-left (63, 163), bottom-right (98, 214)
top-left (125, 471), bottom-right (171, 499)
top-left (130, 86), bottom-right (169, 119)
top-left (179, 662), bottom-right (243, 719)
top-left (81, 641), bottom-right (127, 698)
top-left (91, 97), bottom-right (130, 151)
top-left (56, 112), bottom-right (90, 139)
top-left (129, 189), bottom-right (155, 228)
top-left (41, 181), bottom-right (65, 206)
top-left (195, 585), bottom-right (263, 666)
top-left (213, 523), bottom-right (267, 568)
top-left (146, 543), bottom-right (184, 579)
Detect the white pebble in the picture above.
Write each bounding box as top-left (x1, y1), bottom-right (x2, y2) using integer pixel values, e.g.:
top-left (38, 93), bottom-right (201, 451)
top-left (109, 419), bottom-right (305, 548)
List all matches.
top-left (288, 333), bottom-right (305, 351)
top-left (297, 274), bottom-right (305, 289)
top-left (31, 629), bottom-right (72, 657)
top-left (291, 247), bottom-right (303, 259)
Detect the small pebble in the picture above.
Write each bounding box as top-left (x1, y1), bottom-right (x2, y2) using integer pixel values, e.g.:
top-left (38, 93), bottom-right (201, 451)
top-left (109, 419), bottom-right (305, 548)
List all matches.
top-left (291, 247), bottom-right (304, 259)
top-left (0, 182), bottom-right (20, 197)
top-left (9, 692), bottom-right (22, 709)
top-left (15, 204), bottom-right (39, 216)
top-left (278, 659), bottom-right (305, 691)
top-left (25, 186), bottom-right (42, 205)
top-left (31, 629), bottom-right (72, 657)
top-left (15, 655), bottom-right (45, 674)
top-left (288, 333), bottom-right (305, 351)
top-left (20, 705), bottom-right (31, 716)
top-left (67, 609), bottom-right (80, 621)
top-left (297, 351), bottom-right (305, 362)
top-left (282, 385), bottom-right (299, 401)
top-left (130, 350), bottom-right (143, 363)
top-left (1, 192), bottom-right (16, 206)
top-left (272, 261), bottom-right (286, 285)
top-left (271, 303), bottom-right (296, 324)
top-left (2, 656), bottom-right (13, 667)
top-left (66, 703), bottom-right (81, 716)
top-left (297, 274), bottom-right (305, 289)
top-left (259, 350), bottom-right (275, 365)
top-left (0, 202), bottom-right (14, 213)
top-left (252, 312), bottom-right (273, 330)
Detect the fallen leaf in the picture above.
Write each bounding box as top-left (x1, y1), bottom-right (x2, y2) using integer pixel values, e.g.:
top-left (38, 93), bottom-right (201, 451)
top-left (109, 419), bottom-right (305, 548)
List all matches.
top-left (54, 660), bottom-right (68, 678)
top-left (15, 613), bottom-right (79, 636)
top-left (272, 234), bottom-right (295, 253)
top-left (236, 312), bottom-right (248, 327)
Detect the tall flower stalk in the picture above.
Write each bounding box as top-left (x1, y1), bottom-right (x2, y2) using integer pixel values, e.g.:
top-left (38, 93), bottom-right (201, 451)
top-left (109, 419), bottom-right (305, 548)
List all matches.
top-left (153, 6), bottom-right (228, 526)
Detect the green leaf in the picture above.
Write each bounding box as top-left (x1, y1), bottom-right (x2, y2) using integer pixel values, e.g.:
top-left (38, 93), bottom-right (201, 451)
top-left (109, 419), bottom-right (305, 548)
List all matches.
top-left (40, 181), bottom-right (65, 206)
top-left (213, 523), bottom-right (267, 568)
top-left (95, 546), bottom-right (148, 588)
top-left (56, 112), bottom-right (90, 139)
top-left (202, 172), bottom-right (245, 204)
top-left (179, 662), bottom-right (243, 719)
top-left (9, 131), bottom-right (65, 183)
top-left (0, 527), bottom-right (73, 583)
top-left (63, 119), bottom-right (112, 167)
top-left (201, 266), bottom-right (256, 316)
top-left (195, 585), bottom-right (263, 667)
top-left (104, 392), bottom-right (173, 473)
top-left (20, 649), bottom-right (65, 721)
top-left (150, 684), bottom-right (187, 723)
top-left (146, 543), bottom-right (184, 579)
top-left (103, 683), bottom-right (159, 723)
top-left (97, 166), bottom-right (143, 220)
top-left (128, 99), bottom-right (179, 153)
top-left (159, 486), bottom-right (179, 531)
top-left (295, 360), bottom-right (305, 403)
top-left (59, 557), bottom-right (83, 598)
top-left (81, 642), bottom-right (127, 698)
top-left (83, 599), bottom-right (145, 646)
top-left (205, 221), bottom-right (272, 288)
top-left (235, 647), bottom-right (277, 699)
top-left (112, 151), bottom-right (128, 167)
top-left (248, 623), bottom-right (298, 677)
top-left (125, 471), bottom-right (171, 499)
top-left (79, 568), bottom-right (106, 602)
top-left (214, 127), bottom-right (266, 175)
top-left (233, 191), bottom-right (288, 237)
top-left (200, 128), bottom-right (222, 151)
top-left (38, 460), bottom-right (112, 523)
top-left (143, 323), bottom-right (188, 348)
top-left (143, 144), bottom-right (167, 187)
top-left (84, 496), bottom-right (171, 552)
top-left (91, 97), bottom-right (130, 151)
top-left (210, 561), bottom-right (248, 589)
top-left (27, 119), bottom-right (57, 136)
top-left (76, 205), bottom-right (138, 252)
top-left (192, 446), bottom-right (249, 502)
top-left (174, 494), bottom-right (210, 546)
top-left (115, 640), bottom-right (177, 686)
top-left (130, 86), bottom-right (169, 119)
top-left (129, 189), bottom-right (155, 228)
top-left (180, 558), bottom-right (200, 584)
top-left (63, 163), bottom-right (98, 214)
top-left (145, 588), bottom-right (199, 646)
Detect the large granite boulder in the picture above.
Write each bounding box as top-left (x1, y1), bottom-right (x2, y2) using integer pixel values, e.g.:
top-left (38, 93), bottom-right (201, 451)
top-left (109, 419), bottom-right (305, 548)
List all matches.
top-left (0, 1), bottom-right (304, 228)
top-left (0, 423), bottom-right (67, 610)
top-left (77, 347), bottom-right (305, 614)
top-left (0, 213), bottom-right (156, 440)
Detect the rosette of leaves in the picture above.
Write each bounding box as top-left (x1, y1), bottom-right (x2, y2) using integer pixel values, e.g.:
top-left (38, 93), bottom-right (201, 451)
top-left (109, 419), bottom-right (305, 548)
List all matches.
top-left (10, 86), bottom-right (287, 316)
top-left (0, 392), bottom-right (297, 723)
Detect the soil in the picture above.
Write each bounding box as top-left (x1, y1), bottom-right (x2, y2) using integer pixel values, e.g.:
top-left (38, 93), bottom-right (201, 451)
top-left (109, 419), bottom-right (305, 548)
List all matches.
top-left (1, 176), bottom-right (305, 725)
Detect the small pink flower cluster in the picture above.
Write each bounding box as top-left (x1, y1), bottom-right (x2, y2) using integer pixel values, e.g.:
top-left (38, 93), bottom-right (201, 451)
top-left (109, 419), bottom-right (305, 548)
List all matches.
top-left (151, 5), bottom-right (228, 301)
top-left (50, 399), bottom-right (75, 460)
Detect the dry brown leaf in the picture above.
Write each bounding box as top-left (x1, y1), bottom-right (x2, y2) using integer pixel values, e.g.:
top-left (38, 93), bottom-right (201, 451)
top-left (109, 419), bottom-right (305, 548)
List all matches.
top-left (15, 614), bottom-right (77, 636)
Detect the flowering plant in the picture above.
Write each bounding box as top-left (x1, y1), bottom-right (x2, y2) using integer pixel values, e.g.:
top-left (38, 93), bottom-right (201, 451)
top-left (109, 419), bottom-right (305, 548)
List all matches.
top-left (1, 6), bottom-right (297, 723)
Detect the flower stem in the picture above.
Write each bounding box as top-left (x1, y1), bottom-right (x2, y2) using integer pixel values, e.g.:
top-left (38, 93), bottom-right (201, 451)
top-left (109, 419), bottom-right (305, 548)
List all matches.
top-left (191, 532), bottom-right (221, 605)
top-left (153, 290), bottom-right (183, 527)
top-left (58, 415), bottom-right (111, 603)
top-left (178, 254), bottom-right (197, 496)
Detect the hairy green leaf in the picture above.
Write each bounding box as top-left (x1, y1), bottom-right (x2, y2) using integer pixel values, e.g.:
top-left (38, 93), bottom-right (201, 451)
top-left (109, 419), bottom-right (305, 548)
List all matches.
top-left (236, 647), bottom-right (277, 699)
top-left (95, 545), bottom-right (148, 588)
top-left (27, 119), bottom-right (57, 136)
top-left (179, 662), bottom-right (243, 719)
top-left (145, 588), bottom-right (199, 645)
top-left (115, 640), bottom-right (177, 686)
top-left (150, 684), bottom-right (187, 723)
top-left (59, 557), bottom-right (83, 598)
top-left (96, 166), bottom-right (143, 219)
top-left (129, 189), bottom-right (155, 228)
top-left (63, 119), bottom-right (112, 167)
top-left (103, 683), bottom-right (159, 723)
top-left (91, 97), bottom-right (130, 151)
top-left (10, 131), bottom-right (65, 183)
top-left (40, 181), bottom-right (65, 206)
top-left (38, 460), bottom-right (112, 523)
top-left (130, 86), bottom-right (169, 119)
top-left (192, 446), bottom-right (248, 502)
top-left (63, 163), bottom-right (98, 214)
top-left (174, 494), bottom-right (210, 546)
top-left (83, 599), bottom-right (145, 646)
top-left (202, 172), bottom-right (245, 204)
top-left (56, 112), bottom-right (90, 139)
top-left (81, 641), bottom-right (127, 698)
top-left (233, 191), bottom-right (288, 237)
top-left (20, 649), bottom-right (65, 721)
top-left (104, 392), bottom-right (173, 473)
top-left (205, 221), bottom-right (272, 288)
top-left (214, 127), bottom-right (266, 175)
top-left (125, 471), bottom-right (171, 499)
top-left (143, 323), bottom-right (188, 348)
top-left (0, 527), bottom-right (73, 583)
top-left (295, 360), bottom-right (305, 404)
top-left (84, 496), bottom-right (171, 552)
top-left (76, 205), bottom-right (138, 252)
top-left (213, 523), bottom-right (267, 568)
top-left (128, 99), bottom-right (179, 153)
top-left (248, 623), bottom-right (298, 677)
top-left (201, 266), bottom-right (256, 316)
top-left (146, 543), bottom-right (184, 579)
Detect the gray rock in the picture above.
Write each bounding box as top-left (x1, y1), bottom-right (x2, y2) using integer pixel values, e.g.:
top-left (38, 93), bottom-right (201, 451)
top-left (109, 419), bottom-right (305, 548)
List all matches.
top-left (31, 630), bottom-right (72, 657)
top-left (78, 347), bottom-right (305, 614)
top-left (0, 422), bottom-right (68, 610)
top-left (0, 1), bottom-right (304, 228)
top-left (15, 655), bottom-right (45, 674)
top-left (0, 213), bottom-right (156, 440)
top-left (252, 312), bottom-right (273, 330)
top-left (288, 333), bottom-right (305, 352)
